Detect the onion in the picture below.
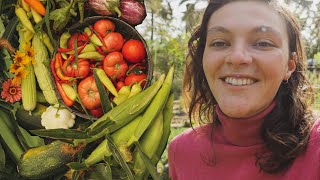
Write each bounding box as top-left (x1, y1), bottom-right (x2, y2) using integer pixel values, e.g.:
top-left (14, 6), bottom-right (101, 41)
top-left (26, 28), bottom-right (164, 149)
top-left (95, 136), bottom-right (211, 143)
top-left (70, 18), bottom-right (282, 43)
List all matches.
top-left (120, 0), bottom-right (147, 26)
top-left (88, 0), bottom-right (121, 16)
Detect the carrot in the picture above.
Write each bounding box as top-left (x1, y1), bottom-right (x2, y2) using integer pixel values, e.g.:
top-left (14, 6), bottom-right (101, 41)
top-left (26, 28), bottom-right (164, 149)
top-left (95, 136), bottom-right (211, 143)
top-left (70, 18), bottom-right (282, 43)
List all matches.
top-left (23, 0), bottom-right (46, 16)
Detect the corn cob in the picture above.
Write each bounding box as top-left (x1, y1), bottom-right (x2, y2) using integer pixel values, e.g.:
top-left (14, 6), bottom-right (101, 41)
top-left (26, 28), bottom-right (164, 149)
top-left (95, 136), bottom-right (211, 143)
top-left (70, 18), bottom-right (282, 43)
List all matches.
top-left (0, 110), bottom-right (24, 163)
top-left (83, 115), bottom-right (142, 167)
top-left (127, 66), bottom-right (174, 146)
top-left (153, 93), bottom-right (174, 163)
top-left (32, 33), bottom-right (58, 104)
top-left (132, 110), bottom-right (164, 179)
top-left (21, 64), bottom-right (37, 112)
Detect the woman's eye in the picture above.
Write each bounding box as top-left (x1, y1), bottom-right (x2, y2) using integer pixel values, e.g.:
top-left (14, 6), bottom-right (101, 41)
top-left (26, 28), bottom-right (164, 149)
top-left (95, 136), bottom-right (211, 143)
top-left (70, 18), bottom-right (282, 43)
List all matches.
top-left (210, 41), bottom-right (228, 48)
top-left (254, 41), bottom-right (274, 48)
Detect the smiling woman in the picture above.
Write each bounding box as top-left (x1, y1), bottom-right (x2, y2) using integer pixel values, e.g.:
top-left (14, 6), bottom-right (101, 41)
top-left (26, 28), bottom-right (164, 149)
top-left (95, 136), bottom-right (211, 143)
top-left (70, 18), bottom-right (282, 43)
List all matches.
top-left (168, 0), bottom-right (320, 179)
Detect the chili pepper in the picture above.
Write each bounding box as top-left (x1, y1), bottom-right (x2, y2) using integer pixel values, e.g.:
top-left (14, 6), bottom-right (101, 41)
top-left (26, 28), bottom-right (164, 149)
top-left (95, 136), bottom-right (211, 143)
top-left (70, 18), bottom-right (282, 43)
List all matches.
top-left (61, 83), bottom-right (77, 101)
top-left (24, 0), bottom-right (46, 16)
top-left (56, 81), bottom-right (74, 107)
top-left (89, 26), bottom-right (107, 48)
top-left (95, 45), bottom-right (106, 55)
top-left (128, 82), bottom-right (143, 98)
top-left (78, 0), bottom-right (85, 23)
top-left (50, 59), bottom-right (59, 81)
top-left (60, 32), bottom-right (71, 59)
top-left (30, 7), bottom-right (42, 23)
top-left (20, 0), bottom-right (30, 12)
top-left (55, 53), bottom-right (74, 81)
top-left (112, 85), bottom-right (131, 105)
top-left (95, 68), bottom-right (118, 97)
top-left (39, 32), bottom-right (54, 54)
top-left (15, 7), bottom-right (35, 33)
top-left (84, 27), bottom-right (103, 46)
top-left (78, 52), bottom-right (104, 60)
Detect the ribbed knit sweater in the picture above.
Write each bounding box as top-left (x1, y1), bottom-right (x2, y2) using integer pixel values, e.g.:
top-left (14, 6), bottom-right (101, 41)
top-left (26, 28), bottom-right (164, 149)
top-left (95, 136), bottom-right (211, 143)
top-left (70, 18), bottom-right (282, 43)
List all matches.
top-left (168, 102), bottom-right (320, 180)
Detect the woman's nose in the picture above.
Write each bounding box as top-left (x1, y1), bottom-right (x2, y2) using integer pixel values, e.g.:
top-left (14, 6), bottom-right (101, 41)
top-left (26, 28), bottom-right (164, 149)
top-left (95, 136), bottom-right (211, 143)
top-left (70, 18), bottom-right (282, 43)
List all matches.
top-left (226, 43), bottom-right (252, 65)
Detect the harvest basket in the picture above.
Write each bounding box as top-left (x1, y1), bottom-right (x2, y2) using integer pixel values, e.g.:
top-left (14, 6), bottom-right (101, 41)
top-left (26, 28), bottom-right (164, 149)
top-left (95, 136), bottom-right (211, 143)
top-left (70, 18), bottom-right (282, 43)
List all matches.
top-left (51, 16), bottom-right (153, 120)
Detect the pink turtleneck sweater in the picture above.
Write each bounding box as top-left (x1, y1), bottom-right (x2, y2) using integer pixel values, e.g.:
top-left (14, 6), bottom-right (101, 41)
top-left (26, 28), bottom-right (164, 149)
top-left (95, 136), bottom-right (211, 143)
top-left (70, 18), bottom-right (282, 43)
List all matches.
top-left (168, 102), bottom-right (320, 180)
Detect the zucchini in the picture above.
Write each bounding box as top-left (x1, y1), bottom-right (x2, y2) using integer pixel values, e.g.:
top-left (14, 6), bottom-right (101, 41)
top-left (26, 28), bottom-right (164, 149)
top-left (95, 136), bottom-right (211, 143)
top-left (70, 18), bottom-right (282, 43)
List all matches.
top-left (16, 103), bottom-right (47, 130)
top-left (17, 141), bottom-right (84, 179)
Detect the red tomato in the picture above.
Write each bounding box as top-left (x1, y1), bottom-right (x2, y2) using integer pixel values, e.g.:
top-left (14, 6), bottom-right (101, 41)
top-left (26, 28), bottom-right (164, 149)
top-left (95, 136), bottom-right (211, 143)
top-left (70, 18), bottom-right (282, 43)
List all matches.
top-left (115, 81), bottom-right (125, 91)
top-left (93, 19), bottom-right (115, 37)
top-left (125, 73), bottom-right (147, 87)
top-left (101, 32), bottom-right (124, 53)
top-left (62, 59), bottom-right (90, 78)
top-left (78, 76), bottom-right (101, 110)
top-left (103, 52), bottom-right (128, 80)
top-left (90, 106), bottom-right (104, 118)
top-left (122, 39), bottom-right (146, 63)
top-left (68, 33), bottom-right (87, 49)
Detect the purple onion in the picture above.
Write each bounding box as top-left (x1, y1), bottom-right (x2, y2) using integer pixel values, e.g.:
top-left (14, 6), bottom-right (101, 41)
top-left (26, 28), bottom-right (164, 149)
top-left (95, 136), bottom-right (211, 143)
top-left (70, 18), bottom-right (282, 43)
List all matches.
top-left (120, 0), bottom-right (147, 26)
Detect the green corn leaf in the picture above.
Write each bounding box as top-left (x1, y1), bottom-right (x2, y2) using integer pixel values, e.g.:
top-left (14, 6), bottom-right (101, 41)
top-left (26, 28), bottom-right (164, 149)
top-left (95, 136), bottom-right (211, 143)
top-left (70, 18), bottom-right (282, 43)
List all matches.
top-left (84, 163), bottom-right (112, 179)
top-left (87, 118), bottom-right (114, 136)
top-left (93, 69), bottom-right (112, 114)
top-left (106, 134), bottom-right (134, 180)
top-left (30, 129), bottom-right (90, 139)
top-left (67, 162), bottom-right (87, 170)
top-left (0, 143), bottom-right (5, 172)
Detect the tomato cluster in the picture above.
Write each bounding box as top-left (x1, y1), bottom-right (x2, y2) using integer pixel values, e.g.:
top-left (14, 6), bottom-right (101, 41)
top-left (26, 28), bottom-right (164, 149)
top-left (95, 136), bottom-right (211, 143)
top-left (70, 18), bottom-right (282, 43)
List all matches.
top-left (51, 18), bottom-right (149, 118)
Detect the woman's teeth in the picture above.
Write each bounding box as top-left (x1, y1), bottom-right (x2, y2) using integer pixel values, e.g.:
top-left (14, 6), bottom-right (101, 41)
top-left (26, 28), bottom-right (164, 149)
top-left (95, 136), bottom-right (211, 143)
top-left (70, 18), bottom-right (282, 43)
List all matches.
top-left (224, 77), bottom-right (255, 86)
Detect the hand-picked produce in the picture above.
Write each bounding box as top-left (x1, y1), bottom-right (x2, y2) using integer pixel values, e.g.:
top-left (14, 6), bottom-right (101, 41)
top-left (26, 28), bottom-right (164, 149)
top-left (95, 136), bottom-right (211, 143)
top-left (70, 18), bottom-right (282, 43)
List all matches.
top-left (51, 18), bottom-right (150, 119)
top-left (0, 0), bottom-right (173, 179)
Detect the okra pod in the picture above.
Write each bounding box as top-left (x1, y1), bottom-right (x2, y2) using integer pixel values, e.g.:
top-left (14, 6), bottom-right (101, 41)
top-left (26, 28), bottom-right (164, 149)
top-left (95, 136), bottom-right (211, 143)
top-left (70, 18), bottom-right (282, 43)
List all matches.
top-left (127, 66), bottom-right (174, 146)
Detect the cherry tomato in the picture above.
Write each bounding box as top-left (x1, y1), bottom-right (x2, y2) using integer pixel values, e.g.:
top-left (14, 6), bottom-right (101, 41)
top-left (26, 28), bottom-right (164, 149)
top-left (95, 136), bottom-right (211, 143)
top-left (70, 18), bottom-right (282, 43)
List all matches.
top-left (101, 32), bottom-right (124, 53)
top-left (62, 59), bottom-right (90, 79)
top-left (103, 52), bottom-right (128, 80)
top-left (90, 106), bottom-right (104, 118)
top-left (125, 73), bottom-right (147, 87)
top-left (122, 39), bottom-right (146, 63)
top-left (115, 81), bottom-right (125, 91)
top-left (68, 32), bottom-right (87, 49)
top-left (78, 76), bottom-right (101, 110)
top-left (93, 19), bottom-right (115, 37)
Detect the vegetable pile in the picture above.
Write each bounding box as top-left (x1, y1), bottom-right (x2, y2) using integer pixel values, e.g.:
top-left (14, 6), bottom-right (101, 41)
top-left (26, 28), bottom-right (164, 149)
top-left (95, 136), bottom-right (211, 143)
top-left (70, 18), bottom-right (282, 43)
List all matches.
top-left (0, 0), bottom-right (175, 179)
top-left (52, 18), bottom-right (149, 119)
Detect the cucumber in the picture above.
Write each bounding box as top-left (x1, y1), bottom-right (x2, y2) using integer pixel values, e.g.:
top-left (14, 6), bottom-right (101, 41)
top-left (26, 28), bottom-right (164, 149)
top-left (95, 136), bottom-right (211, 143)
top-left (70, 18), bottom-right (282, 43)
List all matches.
top-left (16, 103), bottom-right (47, 130)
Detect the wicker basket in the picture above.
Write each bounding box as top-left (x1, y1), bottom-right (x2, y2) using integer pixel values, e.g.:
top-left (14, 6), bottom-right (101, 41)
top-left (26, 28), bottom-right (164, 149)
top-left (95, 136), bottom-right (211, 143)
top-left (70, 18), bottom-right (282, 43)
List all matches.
top-left (51, 16), bottom-right (153, 120)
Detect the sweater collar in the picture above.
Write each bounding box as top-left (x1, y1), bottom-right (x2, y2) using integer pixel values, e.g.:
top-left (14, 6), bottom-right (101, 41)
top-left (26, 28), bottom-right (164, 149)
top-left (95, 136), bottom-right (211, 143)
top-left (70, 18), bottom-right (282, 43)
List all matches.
top-left (216, 101), bottom-right (276, 147)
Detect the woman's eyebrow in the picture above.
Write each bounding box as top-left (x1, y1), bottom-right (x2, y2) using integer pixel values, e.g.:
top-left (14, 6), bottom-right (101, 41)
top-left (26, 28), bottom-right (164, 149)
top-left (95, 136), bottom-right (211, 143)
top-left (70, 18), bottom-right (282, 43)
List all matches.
top-left (251, 25), bottom-right (282, 38)
top-left (207, 26), bottom-right (231, 34)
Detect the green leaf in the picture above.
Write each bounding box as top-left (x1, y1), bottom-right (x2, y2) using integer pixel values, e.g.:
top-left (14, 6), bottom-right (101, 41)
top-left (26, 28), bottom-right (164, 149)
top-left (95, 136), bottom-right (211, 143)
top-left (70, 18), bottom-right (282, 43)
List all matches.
top-left (84, 163), bottom-right (112, 179)
top-left (67, 162), bottom-right (87, 170)
top-left (0, 143), bottom-right (5, 172)
top-left (2, 16), bottom-right (18, 41)
top-left (30, 129), bottom-right (90, 139)
top-left (93, 69), bottom-right (112, 114)
top-left (134, 141), bottom-right (160, 180)
top-left (87, 118), bottom-right (114, 136)
top-left (18, 126), bottom-right (45, 148)
top-left (106, 134), bottom-right (134, 180)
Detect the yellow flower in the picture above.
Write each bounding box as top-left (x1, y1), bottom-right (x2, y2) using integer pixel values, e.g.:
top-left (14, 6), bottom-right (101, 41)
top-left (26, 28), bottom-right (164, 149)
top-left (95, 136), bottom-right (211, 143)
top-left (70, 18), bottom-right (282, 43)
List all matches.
top-left (9, 63), bottom-right (24, 74)
top-left (12, 68), bottom-right (29, 85)
top-left (23, 42), bottom-right (36, 64)
top-left (13, 51), bottom-right (28, 65)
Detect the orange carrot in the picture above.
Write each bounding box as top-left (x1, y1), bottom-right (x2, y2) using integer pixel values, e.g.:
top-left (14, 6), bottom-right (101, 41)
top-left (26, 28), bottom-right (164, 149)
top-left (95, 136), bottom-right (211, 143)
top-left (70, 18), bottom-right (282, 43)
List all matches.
top-left (23, 0), bottom-right (46, 16)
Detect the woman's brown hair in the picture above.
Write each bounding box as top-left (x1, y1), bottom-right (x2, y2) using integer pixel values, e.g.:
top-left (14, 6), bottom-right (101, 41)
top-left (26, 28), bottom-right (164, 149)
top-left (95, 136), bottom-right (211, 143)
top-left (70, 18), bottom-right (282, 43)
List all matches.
top-left (183, 0), bottom-right (315, 174)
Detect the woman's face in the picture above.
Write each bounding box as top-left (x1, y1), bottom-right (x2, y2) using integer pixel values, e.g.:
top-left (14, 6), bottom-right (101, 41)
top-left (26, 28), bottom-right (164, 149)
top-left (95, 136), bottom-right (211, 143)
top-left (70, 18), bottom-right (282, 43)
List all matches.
top-left (203, 1), bottom-right (296, 118)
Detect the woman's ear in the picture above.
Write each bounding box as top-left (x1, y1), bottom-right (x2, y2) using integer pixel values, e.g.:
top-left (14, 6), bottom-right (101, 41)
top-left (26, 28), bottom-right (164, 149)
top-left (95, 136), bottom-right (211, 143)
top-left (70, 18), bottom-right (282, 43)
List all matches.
top-left (284, 52), bottom-right (297, 80)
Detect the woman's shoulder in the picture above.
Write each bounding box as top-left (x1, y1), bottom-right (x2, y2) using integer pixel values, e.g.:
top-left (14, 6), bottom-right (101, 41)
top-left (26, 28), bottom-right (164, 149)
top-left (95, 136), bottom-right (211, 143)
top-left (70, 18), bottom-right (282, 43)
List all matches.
top-left (309, 119), bottom-right (320, 143)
